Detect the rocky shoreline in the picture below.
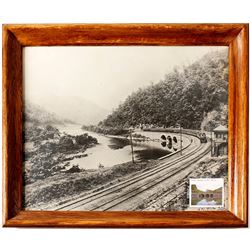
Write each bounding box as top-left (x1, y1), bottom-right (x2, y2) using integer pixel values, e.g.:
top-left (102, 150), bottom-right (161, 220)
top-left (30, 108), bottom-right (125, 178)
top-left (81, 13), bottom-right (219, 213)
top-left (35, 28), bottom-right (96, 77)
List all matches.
top-left (23, 123), bottom-right (160, 209)
top-left (23, 123), bottom-right (98, 185)
top-left (24, 123), bottom-right (228, 211)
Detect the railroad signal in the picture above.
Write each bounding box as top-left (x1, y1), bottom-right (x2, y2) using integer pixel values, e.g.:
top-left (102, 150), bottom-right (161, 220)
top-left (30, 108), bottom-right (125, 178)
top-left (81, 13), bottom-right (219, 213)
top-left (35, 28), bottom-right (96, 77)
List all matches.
top-left (173, 136), bottom-right (178, 151)
top-left (160, 134), bottom-right (167, 147)
top-left (160, 134), bottom-right (173, 150)
top-left (167, 135), bottom-right (172, 149)
top-left (161, 134), bottom-right (167, 140)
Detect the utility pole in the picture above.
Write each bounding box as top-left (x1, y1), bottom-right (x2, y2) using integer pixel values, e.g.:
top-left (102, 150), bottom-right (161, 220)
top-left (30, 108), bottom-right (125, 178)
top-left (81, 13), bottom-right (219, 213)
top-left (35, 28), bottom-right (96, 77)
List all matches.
top-left (180, 124), bottom-right (183, 156)
top-left (210, 128), bottom-right (213, 157)
top-left (129, 129), bottom-right (135, 163)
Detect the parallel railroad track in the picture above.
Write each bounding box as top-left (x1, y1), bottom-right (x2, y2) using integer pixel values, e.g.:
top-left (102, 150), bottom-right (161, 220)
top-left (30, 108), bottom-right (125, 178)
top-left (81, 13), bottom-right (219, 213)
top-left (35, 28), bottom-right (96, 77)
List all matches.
top-left (91, 144), bottom-right (210, 211)
top-left (56, 134), bottom-right (209, 211)
top-left (142, 162), bottom-right (223, 211)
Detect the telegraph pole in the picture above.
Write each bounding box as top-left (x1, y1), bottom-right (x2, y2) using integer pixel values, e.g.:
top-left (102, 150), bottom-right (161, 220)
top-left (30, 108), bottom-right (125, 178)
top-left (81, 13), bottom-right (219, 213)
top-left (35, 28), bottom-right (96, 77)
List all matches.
top-left (129, 129), bottom-right (135, 163)
top-left (180, 124), bottom-right (183, 156)
top-left (180, 127), bottom-right (182, 155)
top-left (210, 128), bottom-right (213, 157)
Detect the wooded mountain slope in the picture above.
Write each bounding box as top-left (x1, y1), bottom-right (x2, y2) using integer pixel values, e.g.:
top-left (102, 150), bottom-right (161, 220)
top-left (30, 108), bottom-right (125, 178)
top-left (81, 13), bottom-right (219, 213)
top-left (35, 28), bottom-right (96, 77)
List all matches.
top-left (24, 102), bottom-right (74, 125)
top-left (101, 50), bottom-right (228, 130)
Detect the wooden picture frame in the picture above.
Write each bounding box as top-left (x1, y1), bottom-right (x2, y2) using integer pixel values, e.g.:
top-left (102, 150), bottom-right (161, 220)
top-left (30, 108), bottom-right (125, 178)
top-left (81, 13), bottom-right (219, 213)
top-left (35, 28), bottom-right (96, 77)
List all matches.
top-left (2, 24), bottom-right (249, 228)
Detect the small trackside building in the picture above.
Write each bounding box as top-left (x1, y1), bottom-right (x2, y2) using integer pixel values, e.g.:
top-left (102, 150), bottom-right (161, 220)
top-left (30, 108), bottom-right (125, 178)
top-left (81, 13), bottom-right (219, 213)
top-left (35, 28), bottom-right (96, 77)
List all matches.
top-left (212, 125), bottom-right (228, 156)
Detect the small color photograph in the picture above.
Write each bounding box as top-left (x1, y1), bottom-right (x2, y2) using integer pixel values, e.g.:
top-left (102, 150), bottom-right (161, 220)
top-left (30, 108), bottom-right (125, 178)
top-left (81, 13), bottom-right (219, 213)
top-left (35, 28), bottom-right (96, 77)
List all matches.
top-left (190, 178), bottom-right (224, 207)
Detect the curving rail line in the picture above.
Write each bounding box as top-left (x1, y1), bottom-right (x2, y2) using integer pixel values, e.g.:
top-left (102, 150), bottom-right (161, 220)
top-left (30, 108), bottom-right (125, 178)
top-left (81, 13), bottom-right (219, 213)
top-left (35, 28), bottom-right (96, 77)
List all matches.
top-left (55, 133), bottom-right (210, 211)
top-left (142, 162), bottom-right (222, 211)
top-left (90, 143), bottom-right (210, 211)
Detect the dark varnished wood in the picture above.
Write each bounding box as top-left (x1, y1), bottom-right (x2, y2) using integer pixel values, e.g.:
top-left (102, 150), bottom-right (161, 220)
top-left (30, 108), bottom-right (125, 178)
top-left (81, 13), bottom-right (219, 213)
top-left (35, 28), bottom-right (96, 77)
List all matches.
top-left (234, 27), bottom-right (248, 223)
top-left (2, 27), bottom-right (23, 223)
top-left (2, 24), bottom-right (249, 227)
top-left (4, 24), bottom-right (244, 46)
top-left (3, 211), bottom-right (246, 228)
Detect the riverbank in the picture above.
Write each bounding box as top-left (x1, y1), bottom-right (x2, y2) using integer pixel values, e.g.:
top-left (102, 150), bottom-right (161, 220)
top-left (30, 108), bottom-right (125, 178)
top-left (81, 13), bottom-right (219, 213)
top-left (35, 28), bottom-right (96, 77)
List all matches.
top-left (24, 123), bottom-right (98, 184)
top-left (82, 124), bottom-right (129, 136)
top-left (82, 124), bottom-right (153, 142)
top-left (24, 123), bottom-right (176, 209)
top-left (24, 158), bottom-right (161, 210)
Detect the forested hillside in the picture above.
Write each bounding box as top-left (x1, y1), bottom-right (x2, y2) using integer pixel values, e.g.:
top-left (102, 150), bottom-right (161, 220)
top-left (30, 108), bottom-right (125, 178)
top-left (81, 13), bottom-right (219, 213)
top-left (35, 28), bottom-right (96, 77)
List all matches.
top-left (100, 50), bottom-right (228, 130)
top-left (24, 102), bottom-right (74, 125)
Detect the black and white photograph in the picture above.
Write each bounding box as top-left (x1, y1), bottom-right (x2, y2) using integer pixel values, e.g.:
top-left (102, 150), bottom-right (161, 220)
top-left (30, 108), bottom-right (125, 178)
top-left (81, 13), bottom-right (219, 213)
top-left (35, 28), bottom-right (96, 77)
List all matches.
top-left (23, 46), bottom-right (229, 211)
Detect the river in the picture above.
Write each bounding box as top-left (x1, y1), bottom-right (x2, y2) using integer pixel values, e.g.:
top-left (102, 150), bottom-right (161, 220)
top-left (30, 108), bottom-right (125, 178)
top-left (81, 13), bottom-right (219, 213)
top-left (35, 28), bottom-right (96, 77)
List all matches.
top-left (56, 124), bottom-right (174, 170)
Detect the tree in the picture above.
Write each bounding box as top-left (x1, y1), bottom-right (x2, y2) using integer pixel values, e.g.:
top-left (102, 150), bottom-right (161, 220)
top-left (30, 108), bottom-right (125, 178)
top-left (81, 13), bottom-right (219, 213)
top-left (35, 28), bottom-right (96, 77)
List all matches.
top-left (100, 49), bottom-right (228, 130)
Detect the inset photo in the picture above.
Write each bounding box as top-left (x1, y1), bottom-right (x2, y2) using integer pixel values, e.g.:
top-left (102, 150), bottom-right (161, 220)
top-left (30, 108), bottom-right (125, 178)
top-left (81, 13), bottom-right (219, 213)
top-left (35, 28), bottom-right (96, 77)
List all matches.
top-left (190, 178), bottom-right (224, 207)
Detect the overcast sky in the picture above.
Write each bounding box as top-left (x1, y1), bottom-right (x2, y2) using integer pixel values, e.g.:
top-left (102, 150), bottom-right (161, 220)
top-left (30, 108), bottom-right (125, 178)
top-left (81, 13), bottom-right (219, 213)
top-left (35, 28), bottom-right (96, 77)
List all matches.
top-left (192, 178), bottom-right (224, 192)
top-left (24, 46), bottom-right (227, 112)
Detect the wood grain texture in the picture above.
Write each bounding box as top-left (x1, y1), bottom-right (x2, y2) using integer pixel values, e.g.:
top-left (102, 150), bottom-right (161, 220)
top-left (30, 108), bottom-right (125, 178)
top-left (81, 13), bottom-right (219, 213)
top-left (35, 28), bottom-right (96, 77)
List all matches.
top-left (228, 41), bottom-right (236, 214)
top-left (227, 25), bottom-right (249, 225)
top-left (2, 26), bottom-right (23, 224)
top-left (234, 26), bottom-right (248, 223)
top-left (3, 211), bottom-right (246, 228)
top-left (2, 24), bottom-right (249, 228)
top-left (5, 24), bottom-right (244, 46)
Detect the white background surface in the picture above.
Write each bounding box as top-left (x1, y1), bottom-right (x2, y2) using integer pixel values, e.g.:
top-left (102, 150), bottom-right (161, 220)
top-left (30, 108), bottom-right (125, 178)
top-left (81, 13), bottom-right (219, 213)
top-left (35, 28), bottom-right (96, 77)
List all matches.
top-left (0, 0), bottom-right (249, 249)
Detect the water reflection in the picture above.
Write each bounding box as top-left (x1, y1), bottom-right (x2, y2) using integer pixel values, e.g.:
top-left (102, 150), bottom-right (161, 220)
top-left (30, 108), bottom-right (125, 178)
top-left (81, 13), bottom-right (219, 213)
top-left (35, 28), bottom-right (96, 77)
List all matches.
top-left (135, 148), bottom-right (168, 160)
top-left (107, 137), bottom-right (130, 150)
top-left (56, 125), bottom-right (171, 170)
top-left (108, 136), bottom-right (169, 160)
top-left (197, 199), bottom-right (218, 206)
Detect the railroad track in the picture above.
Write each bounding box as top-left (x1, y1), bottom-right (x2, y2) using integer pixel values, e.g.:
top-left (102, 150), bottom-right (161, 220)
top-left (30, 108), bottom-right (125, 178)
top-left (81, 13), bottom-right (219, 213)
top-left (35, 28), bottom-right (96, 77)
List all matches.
top-left (56, 135), bottom-right (209, 211)
top-left (142, 161), bottom-right (224, 211)
top-left (55, 135), bottom-right (197, 210)
top-left (141, 182), bottom-right (187, 211)
top-left (91, 144), bottom-right (210, 211)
